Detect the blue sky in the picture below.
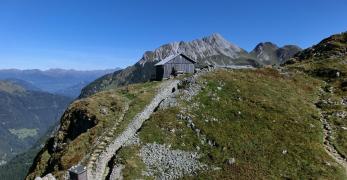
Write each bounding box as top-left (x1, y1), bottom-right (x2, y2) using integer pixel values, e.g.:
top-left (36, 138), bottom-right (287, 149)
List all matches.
top-left (0, 0), bottom-right (346, 70)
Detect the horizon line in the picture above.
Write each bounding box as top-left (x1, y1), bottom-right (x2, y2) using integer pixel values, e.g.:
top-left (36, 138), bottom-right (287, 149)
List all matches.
top-left (0, 67), bottom-right (122, 72)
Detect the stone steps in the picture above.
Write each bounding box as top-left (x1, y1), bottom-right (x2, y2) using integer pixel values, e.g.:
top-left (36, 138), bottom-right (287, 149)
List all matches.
top-left (85, 101), bottom-right (131, 171)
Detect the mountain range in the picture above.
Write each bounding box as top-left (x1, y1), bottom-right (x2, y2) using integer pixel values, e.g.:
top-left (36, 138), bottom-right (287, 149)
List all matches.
top-left (0, 68), bottom-right (120, 98)
top-left (80, 33), bottom-right (301, 98)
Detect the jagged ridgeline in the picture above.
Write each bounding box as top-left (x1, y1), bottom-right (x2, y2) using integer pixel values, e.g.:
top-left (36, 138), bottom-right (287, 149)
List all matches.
top-left (79, 34), bottom-right (300, 98)
top-left (27, 31), bottom-right (347, 179)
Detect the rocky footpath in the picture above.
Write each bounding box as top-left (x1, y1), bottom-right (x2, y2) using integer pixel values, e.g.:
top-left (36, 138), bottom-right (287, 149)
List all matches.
top-left (87, 80), bottom-right (179, 180)
top-left (316, 86), bottom-right (347, 173)
top-left (320, 112), bottom-right (347, 172)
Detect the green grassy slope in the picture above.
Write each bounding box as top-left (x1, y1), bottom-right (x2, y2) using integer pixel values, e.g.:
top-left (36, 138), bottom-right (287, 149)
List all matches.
top-left (115, 68), bottom-right (346, 179)
top-left (286, 32), bottom-right (347, 161)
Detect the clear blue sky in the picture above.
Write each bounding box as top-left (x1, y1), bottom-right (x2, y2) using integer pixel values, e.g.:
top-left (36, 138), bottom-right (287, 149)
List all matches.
top-left (0, 0), bottom-right (346, 70)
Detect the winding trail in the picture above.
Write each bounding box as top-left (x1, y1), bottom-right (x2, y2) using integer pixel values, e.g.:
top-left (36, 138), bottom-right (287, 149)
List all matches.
top-left (320, 112), bottom-right (347, 172)
top-left (316, 86), bottom-right (347, 173)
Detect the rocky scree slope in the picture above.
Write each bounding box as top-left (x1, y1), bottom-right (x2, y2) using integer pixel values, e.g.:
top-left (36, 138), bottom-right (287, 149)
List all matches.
top-left (80, 34), bottom-right (300, 98)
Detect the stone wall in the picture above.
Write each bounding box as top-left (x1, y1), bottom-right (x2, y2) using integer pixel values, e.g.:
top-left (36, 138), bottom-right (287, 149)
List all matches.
top-left (87, 80), bottom-right (179, 180)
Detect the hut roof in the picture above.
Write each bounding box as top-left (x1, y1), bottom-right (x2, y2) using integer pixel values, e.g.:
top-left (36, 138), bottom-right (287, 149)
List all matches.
top-left (68, 165), bottom-right (86, 174)
top-left (155, 53), bottom-right (196, 66)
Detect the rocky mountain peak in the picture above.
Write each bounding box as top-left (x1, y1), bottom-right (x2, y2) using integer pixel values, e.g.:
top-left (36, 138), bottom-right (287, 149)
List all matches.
top-left (203, 33), bottom-right (234, 46)
top-left (138, 33), bottom-right (244, 66)
top-left (253, 42), bottom-right (279, 52)
top-left (251, 42), bottom-right (279, 63)
top-left (251, 42), bottom-right (301, 65)
top-left (202, 33), bottom-right (243, 53)
top-left (205, 33), bottom-right (224, 40)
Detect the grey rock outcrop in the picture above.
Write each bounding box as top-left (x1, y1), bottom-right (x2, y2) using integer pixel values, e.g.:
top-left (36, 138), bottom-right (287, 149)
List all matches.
top-left (140, 143), bottom-right (206, 180)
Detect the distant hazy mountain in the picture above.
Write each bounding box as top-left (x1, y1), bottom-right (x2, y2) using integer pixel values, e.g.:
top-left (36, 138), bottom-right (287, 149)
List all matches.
top-left (80, 33), bottom-right (300, 98)
top-left (250, 42), bottom-right (302, 65)
top-left (0, 80), bottom-right (72, 165)
top-left (55, 81), bottom-right (91, 98)
top-left (0, 68), bottom-right (120, 98)
top-left (2, 79), bottom-right (41, 92)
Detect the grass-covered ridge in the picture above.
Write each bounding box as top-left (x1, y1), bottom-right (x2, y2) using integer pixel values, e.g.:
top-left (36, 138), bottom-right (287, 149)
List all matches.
top-left (26, 81), bottom-right (160, 179)
top-left (117, 68), bottom-right (346, 179)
